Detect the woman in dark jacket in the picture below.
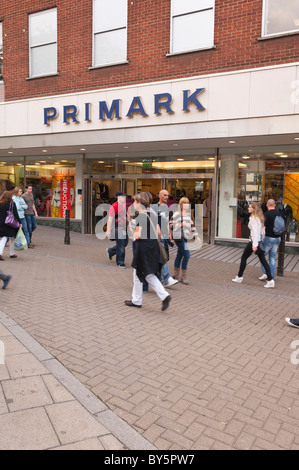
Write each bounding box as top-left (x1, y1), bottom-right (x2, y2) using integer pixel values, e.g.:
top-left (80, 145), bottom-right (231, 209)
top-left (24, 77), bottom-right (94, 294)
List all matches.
top-left (0, 191), bottom-right (21, 260)
top-left (124, 192), bottom-right (171, 311)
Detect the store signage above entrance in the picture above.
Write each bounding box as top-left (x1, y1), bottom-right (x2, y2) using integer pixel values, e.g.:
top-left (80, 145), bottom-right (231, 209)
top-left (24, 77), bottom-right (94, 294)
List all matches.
top-left (43, 88), bottom-right (205, 125)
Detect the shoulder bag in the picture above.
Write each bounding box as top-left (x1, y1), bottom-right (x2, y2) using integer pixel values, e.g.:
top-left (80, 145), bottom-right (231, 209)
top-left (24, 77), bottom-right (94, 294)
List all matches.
top-left (146, 214), bottom-right (168, 265)
top-left (5, 202), bottom-right (20, 229)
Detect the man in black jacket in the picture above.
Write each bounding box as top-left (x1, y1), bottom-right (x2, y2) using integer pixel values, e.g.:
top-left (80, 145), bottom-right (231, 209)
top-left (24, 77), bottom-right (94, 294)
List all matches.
top-left (259, 199), bottom-right (281, 281)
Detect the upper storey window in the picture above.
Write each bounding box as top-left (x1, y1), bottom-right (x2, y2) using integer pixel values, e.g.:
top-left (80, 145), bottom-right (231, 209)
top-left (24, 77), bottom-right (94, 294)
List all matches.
top-left (170, 0), bottom-right (215, 55)
top-left (0, 21), bottom-right (3, 81)
top-left (93, 0), bottom-right (128, 67)
top-left (262, 0), bottom-right (299, 37)
top-left (29, 8), bottom-right (57, 78)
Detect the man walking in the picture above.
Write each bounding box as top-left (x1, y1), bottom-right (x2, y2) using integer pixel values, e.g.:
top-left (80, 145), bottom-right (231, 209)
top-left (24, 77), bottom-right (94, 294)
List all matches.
top-left (259, 198), bottom-right (281, 281)
top-left (152, 189), bottom-right (178, 287)
top-left (106, 191), bottom-right (128, 268)
top-left (22, 185), bottom-right (38, 248)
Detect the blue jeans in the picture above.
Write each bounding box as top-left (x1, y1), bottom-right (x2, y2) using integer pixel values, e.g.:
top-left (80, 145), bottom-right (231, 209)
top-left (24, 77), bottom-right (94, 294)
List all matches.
top-left (20, 217), bottom-right (30, 247)
top-left (108, 230), bottom-right (128, 265)
top-left (174, 239), bottom-right (190, 270)
top-left (25, 214), bottom-right (37, 243)
top-left (261, 236), bottom-right (281, 280)
top-left (160, 239), bottom-right (171, 283)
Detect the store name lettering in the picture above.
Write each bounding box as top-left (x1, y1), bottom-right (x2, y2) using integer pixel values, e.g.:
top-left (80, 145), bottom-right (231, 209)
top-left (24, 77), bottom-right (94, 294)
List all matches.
top-left (43, 88), bottom-right (205, 125)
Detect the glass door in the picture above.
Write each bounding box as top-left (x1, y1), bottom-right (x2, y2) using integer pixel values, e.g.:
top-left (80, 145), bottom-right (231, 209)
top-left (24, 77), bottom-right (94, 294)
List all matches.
top-left (165, 176), bottom-right (213, 243)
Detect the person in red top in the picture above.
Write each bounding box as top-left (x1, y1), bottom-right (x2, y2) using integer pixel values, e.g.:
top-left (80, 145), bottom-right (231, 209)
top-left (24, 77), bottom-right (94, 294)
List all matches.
top-left (106, 191), bottom-right (128, 268)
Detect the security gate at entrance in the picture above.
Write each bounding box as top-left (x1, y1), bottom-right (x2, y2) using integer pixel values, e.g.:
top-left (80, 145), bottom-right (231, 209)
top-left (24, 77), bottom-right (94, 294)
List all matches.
top-left (83, 174), bottom-right (214, 244)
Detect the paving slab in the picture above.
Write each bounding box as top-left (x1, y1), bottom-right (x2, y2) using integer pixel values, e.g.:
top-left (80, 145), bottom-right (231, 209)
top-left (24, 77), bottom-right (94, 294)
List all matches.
top-left (0, 225), bottom-right (299, 450)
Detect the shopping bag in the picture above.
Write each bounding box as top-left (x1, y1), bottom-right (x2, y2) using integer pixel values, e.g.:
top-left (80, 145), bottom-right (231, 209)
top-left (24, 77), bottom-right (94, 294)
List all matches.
top-left (13, 228), bottom-right (28, 251)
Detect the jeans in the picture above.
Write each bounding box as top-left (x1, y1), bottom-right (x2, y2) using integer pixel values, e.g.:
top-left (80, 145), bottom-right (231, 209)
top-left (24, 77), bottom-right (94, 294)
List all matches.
top-left (160, 239), bottom-right (171, 283)
top-left (174, 239), bottom-right (190, 270)
top-left (20, 217), bottom-right (30, 247)
top-left (238, 241), bottom-right (272, 280)
top-left (261, 236), bottom-right (281, 280)
top-left (25, 214), bottom-right (37, 243)
top-left (108, 230), bottom-right (128, 265)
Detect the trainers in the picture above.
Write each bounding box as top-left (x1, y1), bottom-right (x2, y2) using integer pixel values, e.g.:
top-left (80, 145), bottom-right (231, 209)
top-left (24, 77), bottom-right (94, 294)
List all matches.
top-left (285, 318), bottom-right (299, 329)
top-left (118, 264), bottom-right (126, 269)
top-left (164, 277), bottom-right (179, 287)
top-left (106, 248), bottom-right (113, 261)
top-left (264, 280), bottom-right (275, 288)
top-left (2, 275), bottom-right (11, 290)
top-left (259, 274), bottom-right (268, 281)
top-left (232, 276), bottom-right (243, 283)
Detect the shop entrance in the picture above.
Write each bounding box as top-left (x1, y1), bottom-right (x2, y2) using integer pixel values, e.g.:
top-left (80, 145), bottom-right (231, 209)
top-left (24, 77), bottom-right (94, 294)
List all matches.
top-left (83, 174), bottom-right (214, 243)
top-left (166, 176), bottom-right (213, 244)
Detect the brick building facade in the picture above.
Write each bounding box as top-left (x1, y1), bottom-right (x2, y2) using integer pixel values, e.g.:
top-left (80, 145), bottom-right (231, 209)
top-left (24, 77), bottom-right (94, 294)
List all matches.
top-left (0, 1), bottom-right (299, 246)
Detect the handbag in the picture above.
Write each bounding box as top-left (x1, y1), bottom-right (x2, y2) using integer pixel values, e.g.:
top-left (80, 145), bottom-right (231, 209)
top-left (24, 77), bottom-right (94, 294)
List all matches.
top-left (146, 214), bottom-right (168, 265)
top-left (5, 202), bottom-right (20, 229)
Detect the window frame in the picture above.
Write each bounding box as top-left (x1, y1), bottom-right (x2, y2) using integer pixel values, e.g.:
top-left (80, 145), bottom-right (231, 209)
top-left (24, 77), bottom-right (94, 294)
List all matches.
top-left (169, 0), bottom-right (215, 56)
top-left (261, 0), bottom-right (299, 39)
top-left (92, 0), bottom-right (128, 68)
top-left (28, 8), bottom-right (58, 79)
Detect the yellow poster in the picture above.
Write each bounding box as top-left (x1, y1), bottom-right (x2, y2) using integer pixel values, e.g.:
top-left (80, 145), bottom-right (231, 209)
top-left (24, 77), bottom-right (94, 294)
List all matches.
top-left (284, 173), bottom-right (299, 220)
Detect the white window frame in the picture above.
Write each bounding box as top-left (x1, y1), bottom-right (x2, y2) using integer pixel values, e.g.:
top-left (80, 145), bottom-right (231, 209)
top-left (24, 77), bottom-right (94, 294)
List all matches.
top-left (92, 0), bottom-right (128, 68)
top-left (29, 8), bottom-right (57, 79)
top-left (169, 0), bottom-right (215, 55)
top-left (0, 21), bottom-right (3, 82)
top-left (262, 0), bottom-right (299, 39)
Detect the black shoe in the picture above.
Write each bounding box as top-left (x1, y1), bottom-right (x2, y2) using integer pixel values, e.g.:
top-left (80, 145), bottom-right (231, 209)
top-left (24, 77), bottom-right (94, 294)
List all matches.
top-left (106, 248), bottom-right (113, 261)
top-left (285, 318), bottom-right (299, 329)
top-left (2, 275), bottom-right (11, 290)
top-left (118, 264), bottom-right (126, 269)
top-left (162, 295), bottom-right (171, 311)
top-left (124, 300), bottom-right (142, 308)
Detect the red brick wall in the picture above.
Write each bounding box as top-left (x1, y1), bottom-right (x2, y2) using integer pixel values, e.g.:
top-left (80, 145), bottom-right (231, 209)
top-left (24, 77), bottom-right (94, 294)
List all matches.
top-left (1, 0), bottom-right (299, 101)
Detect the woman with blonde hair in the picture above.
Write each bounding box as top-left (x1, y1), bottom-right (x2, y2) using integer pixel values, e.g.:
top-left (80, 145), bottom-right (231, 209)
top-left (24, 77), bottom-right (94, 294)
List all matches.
top-left (232, 201), bottom-right (274, 288)
top-left (170, 197), bottom-right (201, 284)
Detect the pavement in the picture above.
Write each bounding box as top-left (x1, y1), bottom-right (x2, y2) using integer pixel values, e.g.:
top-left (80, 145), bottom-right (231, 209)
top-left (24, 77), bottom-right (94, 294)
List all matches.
top-left (0, 225), bottom-right (299, 450)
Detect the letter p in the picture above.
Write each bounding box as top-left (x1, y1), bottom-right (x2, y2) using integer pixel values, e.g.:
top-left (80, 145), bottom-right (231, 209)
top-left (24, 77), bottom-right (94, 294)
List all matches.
top-left (44, 107), bottom-right (57, 125)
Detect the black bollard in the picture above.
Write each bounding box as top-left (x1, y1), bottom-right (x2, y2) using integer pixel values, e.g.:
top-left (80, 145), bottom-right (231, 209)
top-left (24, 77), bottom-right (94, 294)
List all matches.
top-left (277, 232), bottom-right (285, 277)
top-left (64, 209), bottom-right (70, 245)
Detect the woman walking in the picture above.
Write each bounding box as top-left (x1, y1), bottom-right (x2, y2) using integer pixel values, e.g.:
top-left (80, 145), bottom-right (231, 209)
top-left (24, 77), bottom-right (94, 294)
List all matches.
top-left (12, 187), bottom-right (30, 247)
top-left (124, 192), bottom-right (171, 311)
top-left (232, 201), bottom-right (274, 288)
top-left (0, 191), bottom-right (21, 260)
top-left (170, 197), bottom-right (201, 284)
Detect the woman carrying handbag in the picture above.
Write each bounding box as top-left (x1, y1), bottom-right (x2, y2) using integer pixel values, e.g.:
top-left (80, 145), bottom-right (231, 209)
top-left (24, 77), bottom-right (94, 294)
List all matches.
top-left (0, 191), bottom-right (21, 260)
top-left (232, 201), bottom-right (274, 288)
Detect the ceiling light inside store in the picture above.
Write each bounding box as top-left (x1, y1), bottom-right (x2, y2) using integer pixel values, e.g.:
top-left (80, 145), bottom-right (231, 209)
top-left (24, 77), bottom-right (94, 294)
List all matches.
top-left (98, 161), bottom-right (104, 163)
top-left (280, 154), bottom-right (288, 158)
top-left (177, 158), bottom-right (184, 161)
top-left (42, 149), bottom-right (47, 153)
top-left (242, 156), bottom-right (250, 159)
top-left (80, 148), bottom-right (86, 151)
top-left (229, 140), bottom-right (236, 144)
top-left (294, 138), bottom-right (299, 141)
top-left (122, 160), bottom-right (129, 163)
top-left (8, 151), bottom-right (13, 154)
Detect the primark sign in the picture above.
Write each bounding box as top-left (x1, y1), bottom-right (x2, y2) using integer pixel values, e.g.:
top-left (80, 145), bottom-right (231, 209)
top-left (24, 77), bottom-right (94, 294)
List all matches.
top-left (43, 88), bottom-right (206, 125)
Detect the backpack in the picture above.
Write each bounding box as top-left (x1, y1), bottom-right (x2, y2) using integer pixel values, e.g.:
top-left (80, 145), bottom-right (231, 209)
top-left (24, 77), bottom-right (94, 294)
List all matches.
top-left (273, 215), bottom-right (285, 236)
